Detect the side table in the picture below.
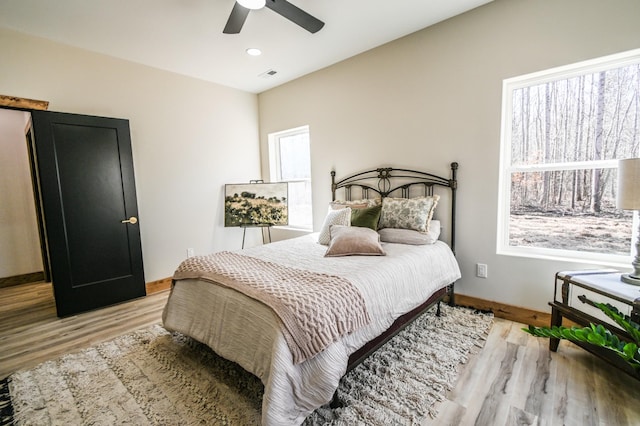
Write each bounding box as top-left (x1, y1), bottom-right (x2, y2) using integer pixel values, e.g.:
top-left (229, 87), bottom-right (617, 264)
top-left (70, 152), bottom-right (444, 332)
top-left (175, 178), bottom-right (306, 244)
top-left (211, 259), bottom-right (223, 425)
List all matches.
top-left (549, 269), bottom-right (640, 380)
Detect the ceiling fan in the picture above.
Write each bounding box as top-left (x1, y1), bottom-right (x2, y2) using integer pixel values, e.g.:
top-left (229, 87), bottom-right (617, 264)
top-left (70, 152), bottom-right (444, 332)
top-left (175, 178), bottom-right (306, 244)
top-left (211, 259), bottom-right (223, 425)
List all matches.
top-left (223, 0), bottom-right (325, 34)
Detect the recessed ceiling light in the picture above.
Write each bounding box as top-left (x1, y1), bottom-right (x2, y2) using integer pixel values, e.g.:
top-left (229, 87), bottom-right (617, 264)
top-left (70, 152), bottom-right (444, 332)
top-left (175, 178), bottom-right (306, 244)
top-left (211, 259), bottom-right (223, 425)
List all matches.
top-left (246, 48), bottom-right (262, 56)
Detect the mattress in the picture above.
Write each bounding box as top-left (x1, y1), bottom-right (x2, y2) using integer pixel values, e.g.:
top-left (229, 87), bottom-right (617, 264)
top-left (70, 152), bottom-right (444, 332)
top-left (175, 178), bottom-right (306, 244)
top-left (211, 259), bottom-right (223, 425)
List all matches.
top-left (162, 233), bottom-right (461, 425)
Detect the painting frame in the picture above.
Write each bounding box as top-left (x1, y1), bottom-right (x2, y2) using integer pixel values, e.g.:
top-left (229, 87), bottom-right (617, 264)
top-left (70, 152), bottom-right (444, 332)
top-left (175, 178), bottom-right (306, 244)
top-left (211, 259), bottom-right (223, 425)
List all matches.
top-left (224, 182), bottom-right (288, 227)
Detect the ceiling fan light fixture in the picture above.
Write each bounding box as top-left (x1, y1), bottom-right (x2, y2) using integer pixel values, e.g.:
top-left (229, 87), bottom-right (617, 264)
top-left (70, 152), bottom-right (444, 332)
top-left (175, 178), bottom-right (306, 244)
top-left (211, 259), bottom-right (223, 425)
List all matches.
top-left (224, 0), bottom-right (324, 34)
top-left (237, 0), bottom-right (265, 10)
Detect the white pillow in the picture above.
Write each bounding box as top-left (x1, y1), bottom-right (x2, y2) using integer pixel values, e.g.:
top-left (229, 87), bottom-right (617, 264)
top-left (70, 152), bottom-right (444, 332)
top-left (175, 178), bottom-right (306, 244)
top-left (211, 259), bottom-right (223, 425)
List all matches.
top-left (318, 207), bottom-right (351, 245)
top-left (378, 220), bottom-right (441, 245)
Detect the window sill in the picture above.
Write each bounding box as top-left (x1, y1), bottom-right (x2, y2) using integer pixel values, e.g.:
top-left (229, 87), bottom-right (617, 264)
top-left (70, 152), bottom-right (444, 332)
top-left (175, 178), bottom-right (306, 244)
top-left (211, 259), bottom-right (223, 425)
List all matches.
top-left (497, 247), bottom-right (631, 269)
top-left (272, 225), bottom-right (313, 233)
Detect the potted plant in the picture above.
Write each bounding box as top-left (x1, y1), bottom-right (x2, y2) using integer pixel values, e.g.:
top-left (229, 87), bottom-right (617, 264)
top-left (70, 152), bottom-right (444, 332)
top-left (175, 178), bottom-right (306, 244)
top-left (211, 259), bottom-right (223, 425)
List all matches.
top-left (524, 297), bottom-right (640, 377)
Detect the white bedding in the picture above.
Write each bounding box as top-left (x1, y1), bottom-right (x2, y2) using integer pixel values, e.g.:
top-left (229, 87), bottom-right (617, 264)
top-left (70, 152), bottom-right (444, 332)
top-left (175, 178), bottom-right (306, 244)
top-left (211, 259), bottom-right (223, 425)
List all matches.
top-left (162, 233), bottom-right (461, 425)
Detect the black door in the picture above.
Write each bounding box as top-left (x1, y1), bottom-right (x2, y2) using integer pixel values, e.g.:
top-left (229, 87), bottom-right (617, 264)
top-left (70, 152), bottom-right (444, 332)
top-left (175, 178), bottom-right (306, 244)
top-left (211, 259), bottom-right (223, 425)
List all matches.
top-left (30, 111), bottom-right (145, 316)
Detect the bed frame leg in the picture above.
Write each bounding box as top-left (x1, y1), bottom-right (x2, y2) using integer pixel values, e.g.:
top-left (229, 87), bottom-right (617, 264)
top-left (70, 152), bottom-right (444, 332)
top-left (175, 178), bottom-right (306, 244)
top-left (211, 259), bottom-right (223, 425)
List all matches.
top-left (448, 283), bottom-right (456, 307)
top-left (330, 390), bottom-right (343, 408)
top-left (436, 300), bottom-right (442, 317)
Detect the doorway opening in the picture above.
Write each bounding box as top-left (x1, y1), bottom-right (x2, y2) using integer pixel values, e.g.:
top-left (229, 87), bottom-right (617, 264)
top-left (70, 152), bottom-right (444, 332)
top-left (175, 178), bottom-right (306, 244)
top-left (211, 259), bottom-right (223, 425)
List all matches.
top-left (0, 97), bottom-right (146, 316)
top-left (0, 108), bottom-right (47, 288)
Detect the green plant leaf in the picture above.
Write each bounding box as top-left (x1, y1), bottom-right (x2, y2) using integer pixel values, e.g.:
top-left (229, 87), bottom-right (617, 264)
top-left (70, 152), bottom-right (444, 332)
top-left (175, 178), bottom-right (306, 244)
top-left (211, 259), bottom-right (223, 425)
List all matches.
top-left (592, 301), bottom-right (640, 345)
top-left (622, 342), bottom-right (639, 361)
top-left (588, 333), bottom-right (605, 346)
top-left (573, 328), bottom-right (586, 340)
top-left (561, 328), bottom-right (575, 340)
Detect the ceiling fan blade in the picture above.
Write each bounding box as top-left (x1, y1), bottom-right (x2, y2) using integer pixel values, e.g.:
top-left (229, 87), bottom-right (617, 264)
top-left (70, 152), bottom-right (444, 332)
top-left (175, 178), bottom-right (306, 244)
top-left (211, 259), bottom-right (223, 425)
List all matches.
top-left (265, 0), bottom-right (325, 33)
top-left (223, 2), bottom-right (250, 34)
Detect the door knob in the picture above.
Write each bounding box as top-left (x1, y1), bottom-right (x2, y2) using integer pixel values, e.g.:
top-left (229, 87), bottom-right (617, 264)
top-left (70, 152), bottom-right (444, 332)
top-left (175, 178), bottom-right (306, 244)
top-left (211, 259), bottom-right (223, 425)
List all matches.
top-left (121, 216), bottom-right (138, 224)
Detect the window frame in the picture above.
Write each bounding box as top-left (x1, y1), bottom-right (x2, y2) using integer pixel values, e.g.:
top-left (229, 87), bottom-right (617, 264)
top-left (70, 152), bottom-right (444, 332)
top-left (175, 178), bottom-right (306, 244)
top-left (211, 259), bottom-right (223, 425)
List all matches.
top-left (497, 49), bottom-right (640, 267)
top-left (267, 125), bottom-right (313, 231)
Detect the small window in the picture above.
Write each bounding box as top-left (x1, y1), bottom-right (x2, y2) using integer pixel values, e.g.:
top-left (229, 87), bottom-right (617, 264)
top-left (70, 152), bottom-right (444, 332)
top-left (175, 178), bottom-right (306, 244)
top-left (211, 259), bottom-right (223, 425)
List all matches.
top-left (498, 49), bottom-right (640, 265)
top-left (268, 126), bottom-right (313, 230)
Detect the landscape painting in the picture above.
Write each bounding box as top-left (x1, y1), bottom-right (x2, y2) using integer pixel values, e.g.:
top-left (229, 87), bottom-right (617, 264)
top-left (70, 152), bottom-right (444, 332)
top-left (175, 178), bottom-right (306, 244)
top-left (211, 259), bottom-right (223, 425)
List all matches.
top-left (224, 182), bottom-right (288, 227)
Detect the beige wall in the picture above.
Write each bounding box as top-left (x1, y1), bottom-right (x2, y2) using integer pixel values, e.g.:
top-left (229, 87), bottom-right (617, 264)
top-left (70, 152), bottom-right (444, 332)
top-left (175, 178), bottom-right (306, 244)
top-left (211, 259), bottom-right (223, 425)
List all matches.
top-left (258, 0), bottom-right (640, 312)
top-left (0, 28), bottom-right (262, 283)
top-left (0, 109), bottom-right (41, 277)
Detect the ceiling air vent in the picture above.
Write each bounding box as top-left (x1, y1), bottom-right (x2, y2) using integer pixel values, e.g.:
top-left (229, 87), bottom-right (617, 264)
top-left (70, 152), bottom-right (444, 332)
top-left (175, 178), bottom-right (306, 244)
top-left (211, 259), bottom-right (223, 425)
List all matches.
top-left (259, 69), bottom-right (278, 79)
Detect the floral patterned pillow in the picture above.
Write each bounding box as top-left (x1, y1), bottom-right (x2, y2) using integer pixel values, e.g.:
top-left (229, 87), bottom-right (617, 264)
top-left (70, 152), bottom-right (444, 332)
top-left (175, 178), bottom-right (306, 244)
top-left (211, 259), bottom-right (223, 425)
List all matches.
top-left (378, 195), bottom-right (439, 233)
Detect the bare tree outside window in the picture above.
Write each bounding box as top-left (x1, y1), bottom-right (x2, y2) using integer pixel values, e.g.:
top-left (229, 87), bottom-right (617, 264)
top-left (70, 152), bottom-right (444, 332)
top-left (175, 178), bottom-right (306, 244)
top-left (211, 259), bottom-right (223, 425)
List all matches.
top-left (500, 50), bottom-right (640, 262)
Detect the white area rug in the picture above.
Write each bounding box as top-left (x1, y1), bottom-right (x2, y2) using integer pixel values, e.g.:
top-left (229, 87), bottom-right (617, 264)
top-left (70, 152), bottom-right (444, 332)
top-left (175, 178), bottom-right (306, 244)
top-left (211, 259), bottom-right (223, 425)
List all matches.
top-left (6, 305), bottom-right (492, 425)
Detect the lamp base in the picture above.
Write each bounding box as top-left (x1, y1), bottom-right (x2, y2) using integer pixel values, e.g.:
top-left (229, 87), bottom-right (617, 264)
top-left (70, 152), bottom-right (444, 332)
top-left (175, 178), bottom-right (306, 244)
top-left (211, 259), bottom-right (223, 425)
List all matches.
top-left (621, 273), bottom-right (640, 286)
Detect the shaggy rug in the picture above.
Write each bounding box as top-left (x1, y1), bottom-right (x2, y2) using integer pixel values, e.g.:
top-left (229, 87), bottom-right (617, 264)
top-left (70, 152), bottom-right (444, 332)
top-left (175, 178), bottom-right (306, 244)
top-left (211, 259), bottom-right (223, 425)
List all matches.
top-left (2, 305), bottom-right (492, 425)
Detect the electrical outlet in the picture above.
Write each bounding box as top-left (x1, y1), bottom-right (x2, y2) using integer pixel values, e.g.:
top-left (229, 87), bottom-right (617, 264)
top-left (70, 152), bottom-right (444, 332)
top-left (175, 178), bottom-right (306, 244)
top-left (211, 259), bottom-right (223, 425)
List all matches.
top-left (187, 248), bottom-right (195, 258)
top-left (476, 263), bottom-right (488, 278)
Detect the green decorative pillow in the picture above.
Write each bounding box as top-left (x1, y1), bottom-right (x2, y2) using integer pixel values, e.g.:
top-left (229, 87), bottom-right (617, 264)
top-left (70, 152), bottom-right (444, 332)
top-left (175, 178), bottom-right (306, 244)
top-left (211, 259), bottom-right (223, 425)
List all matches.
top-left (379, 195), bottom-right (439, 233)
top-left (350, 205), bottom-right (382, 230)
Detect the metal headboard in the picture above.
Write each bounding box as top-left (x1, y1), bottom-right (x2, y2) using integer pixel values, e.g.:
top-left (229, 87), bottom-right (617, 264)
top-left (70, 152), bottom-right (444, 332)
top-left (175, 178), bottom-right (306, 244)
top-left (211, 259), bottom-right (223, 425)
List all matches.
top-left (331, 162), bottom-right (458, 253)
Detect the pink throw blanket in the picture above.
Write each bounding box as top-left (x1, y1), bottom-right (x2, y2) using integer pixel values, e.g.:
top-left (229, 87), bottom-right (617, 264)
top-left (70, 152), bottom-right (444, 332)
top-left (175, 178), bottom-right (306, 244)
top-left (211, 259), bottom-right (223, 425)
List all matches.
top-left (173, 251), bottom-right (370, 364)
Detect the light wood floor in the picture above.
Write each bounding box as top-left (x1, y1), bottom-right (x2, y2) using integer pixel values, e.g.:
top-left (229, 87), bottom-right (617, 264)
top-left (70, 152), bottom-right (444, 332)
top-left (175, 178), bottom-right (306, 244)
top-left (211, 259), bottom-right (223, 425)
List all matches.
top-left (425, 317), bottom-right (640, 426)
top-left (0, 281), bottom-right (168, 379)
top-left (2, 282), bottom-right (639, 425)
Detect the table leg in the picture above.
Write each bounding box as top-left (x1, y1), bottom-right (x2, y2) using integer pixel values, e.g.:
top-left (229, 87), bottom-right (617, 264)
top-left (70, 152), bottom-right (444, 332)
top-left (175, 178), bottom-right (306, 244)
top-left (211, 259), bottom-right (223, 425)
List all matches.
top-left (549, 306), bottom-right (562, 352)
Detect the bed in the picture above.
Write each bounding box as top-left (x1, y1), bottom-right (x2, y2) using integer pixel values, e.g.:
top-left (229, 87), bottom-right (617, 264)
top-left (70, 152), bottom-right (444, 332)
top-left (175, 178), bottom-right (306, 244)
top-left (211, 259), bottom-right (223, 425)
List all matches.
top-left (162, 163), bottom-right (461, 425)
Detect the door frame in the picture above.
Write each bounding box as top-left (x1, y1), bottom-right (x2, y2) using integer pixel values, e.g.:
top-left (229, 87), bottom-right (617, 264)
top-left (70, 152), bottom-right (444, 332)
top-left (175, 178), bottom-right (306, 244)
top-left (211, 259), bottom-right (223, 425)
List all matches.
top-left (1, 97), bottom-right (147, 312)
top-left (25, 124), bottom-right (51, 282)
top-left (0, 96), bottom-right (50, 285)
top-left (0, 94), bottom-right (49, 111)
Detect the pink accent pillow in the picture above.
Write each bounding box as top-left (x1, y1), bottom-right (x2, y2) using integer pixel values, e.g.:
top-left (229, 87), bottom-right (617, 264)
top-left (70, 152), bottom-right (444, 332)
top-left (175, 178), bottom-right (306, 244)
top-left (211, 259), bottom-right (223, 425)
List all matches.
top-left (324, 225), bottom-right (386, 257)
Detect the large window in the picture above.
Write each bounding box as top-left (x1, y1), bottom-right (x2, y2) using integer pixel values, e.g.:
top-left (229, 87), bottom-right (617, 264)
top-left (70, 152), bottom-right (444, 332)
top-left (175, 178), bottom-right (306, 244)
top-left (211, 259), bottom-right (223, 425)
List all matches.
top-left (268, 126), bottom-right (313, 230)
top-left (498, 49), bottom-right (640, 265)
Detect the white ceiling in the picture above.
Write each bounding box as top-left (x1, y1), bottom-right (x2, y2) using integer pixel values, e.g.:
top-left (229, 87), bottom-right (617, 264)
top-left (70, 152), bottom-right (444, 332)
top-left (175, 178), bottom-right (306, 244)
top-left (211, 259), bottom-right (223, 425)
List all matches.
top-left (0, 0), bottom-right (492, 93)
